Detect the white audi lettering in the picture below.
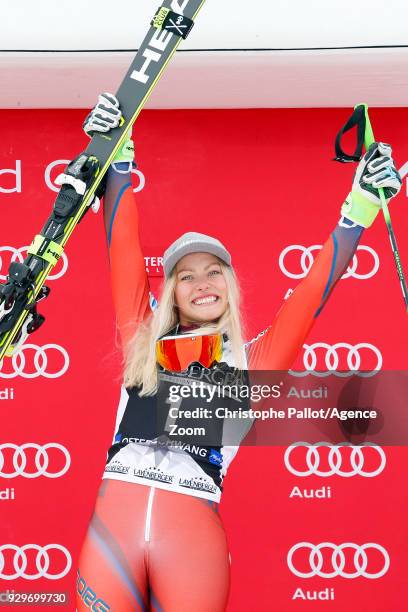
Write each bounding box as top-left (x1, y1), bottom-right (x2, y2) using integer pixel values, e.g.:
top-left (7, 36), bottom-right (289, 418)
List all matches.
top-left (293, 587), bottom-right (335, 601)
top-left (0, 246), bottom-right (68, 281)
top-left (0, 487), bottom-right (15, 500)
top-left (0, 544), bottom-right (72, 580)
top-left (0, 443), bottom-right (71, 479)
top-left (279, 244), bottom-right (379, 280)
top-left (289, 485), bottom-right (332, 499)
top-left (287, 385), bottom-right (328, 399)
top-left (0, 387), bottom-right (14, 400)
top-left (0, 344), bottom-right (69, 379)
top-left (287, 542), bottom-right (390, 579)
top-left (0, 161), bottom-right (22, 194)
top-left (284, 442), bottom-right (386, 478)
top-left (290, 342), bottom-right (382, 378)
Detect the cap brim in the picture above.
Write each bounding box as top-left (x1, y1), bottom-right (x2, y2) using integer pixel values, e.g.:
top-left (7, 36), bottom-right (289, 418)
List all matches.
top-left (164, 242), bottom-right (231, 277)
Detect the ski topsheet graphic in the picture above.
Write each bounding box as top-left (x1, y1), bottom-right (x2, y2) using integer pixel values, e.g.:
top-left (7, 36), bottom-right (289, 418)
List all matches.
top-left (0, 0), bottom-right (207, 363)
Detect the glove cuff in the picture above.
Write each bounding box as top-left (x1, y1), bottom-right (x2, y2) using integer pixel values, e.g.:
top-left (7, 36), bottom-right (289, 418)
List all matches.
top-left (341, 191), bottom-right (380, 228)
top-left (112, 132), bottom-right (135, 164)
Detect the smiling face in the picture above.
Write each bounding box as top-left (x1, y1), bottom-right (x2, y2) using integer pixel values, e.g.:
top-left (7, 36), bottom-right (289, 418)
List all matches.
top-left (174, 252), bottom-right (228, 326)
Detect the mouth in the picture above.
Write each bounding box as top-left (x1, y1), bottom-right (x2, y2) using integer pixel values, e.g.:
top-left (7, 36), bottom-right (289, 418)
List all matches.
top-left (191, 295), bottom-right (219, 306)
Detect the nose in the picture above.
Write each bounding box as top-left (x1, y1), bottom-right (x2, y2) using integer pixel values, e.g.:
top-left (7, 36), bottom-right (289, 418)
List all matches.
top-left (194, 274), bottom-right (210, 291)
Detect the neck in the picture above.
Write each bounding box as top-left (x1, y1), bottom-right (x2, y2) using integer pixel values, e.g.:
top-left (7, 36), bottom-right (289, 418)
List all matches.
top-left (177, 323), bottom-right (200, 333)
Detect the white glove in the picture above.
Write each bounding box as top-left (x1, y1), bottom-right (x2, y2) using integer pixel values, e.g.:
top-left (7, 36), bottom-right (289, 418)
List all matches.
top-left (83, 92), bottom-right (123, 137)
top-left (341, 142), bottom-right (402, 227)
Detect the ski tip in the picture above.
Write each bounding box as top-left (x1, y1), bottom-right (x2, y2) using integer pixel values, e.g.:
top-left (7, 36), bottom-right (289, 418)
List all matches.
top-left (354, 102), bottom-right (368, 111)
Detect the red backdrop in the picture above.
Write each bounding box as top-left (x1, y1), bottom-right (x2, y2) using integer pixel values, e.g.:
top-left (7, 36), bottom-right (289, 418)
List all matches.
top-left (1, 108), bottom-right (408, 611)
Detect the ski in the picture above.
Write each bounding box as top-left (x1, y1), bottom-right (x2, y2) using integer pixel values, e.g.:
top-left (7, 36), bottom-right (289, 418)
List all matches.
top-left (0, 0), bottom-right (207, 363)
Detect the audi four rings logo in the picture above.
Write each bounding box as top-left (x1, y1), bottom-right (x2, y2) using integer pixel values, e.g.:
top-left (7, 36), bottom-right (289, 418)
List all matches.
top-left (287, 543), bottom-right (390, 579)
top-left (279, 244), bottom-right (379, 280)
top-left (284, 443), bottom-right (386, 477)
top-left (289, 342), bottom-right (382, 377)
top-left (0, 444), bottom-right (70, 479)
top-left (0, 344), bottom-right (69, 379)
top-left (0, 544), bottom-right (72, 580)
top-left (0, 246), bottom-right (68, 282)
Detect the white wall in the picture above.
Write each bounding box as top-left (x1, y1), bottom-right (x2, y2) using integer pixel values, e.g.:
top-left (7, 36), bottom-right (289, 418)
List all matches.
top-left (1, 0), bottom-right (407, 108)
top-left (1, 0), bottom-right (407, 50)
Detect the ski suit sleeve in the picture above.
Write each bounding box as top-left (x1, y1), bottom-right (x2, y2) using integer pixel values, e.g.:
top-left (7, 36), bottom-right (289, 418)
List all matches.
top-left (103, 164), bottom-right (152, 349)
top-left (246, 220), bottom-right (364, 370)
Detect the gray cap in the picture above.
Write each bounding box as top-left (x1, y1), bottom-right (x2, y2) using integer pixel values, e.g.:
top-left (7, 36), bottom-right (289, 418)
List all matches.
top-left (163, 232), bottom-right (232, 277)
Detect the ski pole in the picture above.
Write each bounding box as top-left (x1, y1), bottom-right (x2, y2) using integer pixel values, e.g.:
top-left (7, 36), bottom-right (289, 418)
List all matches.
top-left (359, 103), bottom-right (408, 310)
top-left (334, 103), bottom-right (408, 311)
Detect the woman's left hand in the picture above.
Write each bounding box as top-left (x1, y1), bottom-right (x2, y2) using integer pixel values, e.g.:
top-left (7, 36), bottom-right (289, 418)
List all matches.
top-left (341, 142), bottom-right (402, 227)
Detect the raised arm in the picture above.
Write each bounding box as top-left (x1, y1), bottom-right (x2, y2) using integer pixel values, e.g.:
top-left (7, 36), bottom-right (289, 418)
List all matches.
top-left (246, 220), bottom-right (362, 370)
top-left (84, 93), bottom-right (152, 349)
top-left (104, 160), bottom-right (151, 348)
top-left (247, 142), bottom-right (402, 371)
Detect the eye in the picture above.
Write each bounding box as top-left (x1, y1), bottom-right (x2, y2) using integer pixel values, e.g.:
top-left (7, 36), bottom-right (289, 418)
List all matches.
top-left (209, 269), bottom-right (221, 276)
top-left (180, 274), bottom-right (193, 281)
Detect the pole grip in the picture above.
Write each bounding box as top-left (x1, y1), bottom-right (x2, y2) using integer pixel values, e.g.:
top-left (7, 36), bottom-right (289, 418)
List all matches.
top-left (354, 103), bottom-right (375, 149)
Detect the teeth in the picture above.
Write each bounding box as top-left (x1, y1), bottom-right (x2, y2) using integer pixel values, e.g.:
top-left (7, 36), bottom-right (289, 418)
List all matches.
top-left (193, 296), bottom-right (217, 305)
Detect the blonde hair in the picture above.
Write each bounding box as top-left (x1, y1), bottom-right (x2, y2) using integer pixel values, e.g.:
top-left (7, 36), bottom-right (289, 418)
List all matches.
top-left (124, 261), bottom-right (245, 395)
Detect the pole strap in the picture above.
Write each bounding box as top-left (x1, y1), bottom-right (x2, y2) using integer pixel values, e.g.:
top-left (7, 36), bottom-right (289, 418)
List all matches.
top-left (334, 105), bottom-right (366, 163)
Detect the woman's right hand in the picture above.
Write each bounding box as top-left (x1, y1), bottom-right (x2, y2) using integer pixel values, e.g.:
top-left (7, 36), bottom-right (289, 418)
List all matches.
top-left (83, 93), bottom-right (134, 166)
top-left (83, 92), bottom-right (123, 137)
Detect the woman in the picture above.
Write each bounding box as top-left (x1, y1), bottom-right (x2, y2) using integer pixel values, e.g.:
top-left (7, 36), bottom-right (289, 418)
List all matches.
top-left (76, 94), bottom-right (401, 611)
